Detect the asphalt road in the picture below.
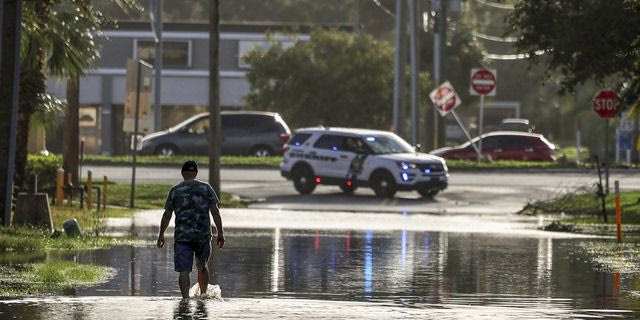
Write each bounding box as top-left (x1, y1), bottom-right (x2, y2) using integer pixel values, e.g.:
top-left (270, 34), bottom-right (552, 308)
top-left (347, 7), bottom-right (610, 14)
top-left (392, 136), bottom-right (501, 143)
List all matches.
top-left (85, 164), bottom-right (640, 215)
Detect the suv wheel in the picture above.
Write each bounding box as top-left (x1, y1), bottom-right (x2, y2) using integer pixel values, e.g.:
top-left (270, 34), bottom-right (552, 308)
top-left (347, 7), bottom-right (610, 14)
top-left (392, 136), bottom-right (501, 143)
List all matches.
top-left (292, 166), bottom-right (316, 195)
top-left (339, 183), bottom-right (357, 194)
top-left (418, 188), bottom-right (439, 198)
top-left (155, 144), bottom-right (178, 156)
top-left (251, 145), bottom-right (273, 157)
top-left (370, 171), bottom-right (396, 198)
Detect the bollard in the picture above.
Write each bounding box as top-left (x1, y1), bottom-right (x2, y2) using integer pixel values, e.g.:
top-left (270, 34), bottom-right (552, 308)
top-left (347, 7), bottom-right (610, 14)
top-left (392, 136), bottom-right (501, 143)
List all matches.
top-left (103, 176), bottom-right (108, 211)
top-left (56, 168), bottom-right (64, 207)
top-left (29, 171), bottom-right (37, 194)
top-left (615, 180), bottom-right (622, 243)
top-left (87, 170), bottom-right (93, 210)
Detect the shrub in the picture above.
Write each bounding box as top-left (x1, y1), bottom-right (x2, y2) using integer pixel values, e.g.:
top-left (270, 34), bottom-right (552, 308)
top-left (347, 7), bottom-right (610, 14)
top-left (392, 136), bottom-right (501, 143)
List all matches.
top-left (26, 154), bottom-right (62, 192)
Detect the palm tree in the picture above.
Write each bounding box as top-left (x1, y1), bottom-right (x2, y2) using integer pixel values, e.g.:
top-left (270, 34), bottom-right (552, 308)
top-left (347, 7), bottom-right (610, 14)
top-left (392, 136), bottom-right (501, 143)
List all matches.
top-left (16, 0), bottom-right (132, 190)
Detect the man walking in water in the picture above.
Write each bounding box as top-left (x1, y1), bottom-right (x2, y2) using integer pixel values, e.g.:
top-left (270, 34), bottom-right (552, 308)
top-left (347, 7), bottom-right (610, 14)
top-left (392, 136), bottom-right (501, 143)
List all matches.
top-left (157, 160), bottom-right (225, 299)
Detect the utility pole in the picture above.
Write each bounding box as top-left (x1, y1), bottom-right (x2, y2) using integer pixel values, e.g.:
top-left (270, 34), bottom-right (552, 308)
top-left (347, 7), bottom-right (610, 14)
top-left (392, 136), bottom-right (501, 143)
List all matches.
top-left (0, 0), bottom-right (22, 226)
top-left (431, 0), bottom-right (447, 149)
top-left (438, 0), bottom-right (447, 148)
top-left (392, 0), bottom-right (405, 134)
top-left (208, 0), bottom-right (221, 195)
top-left (431, 0), bottom-right (441, 150)
top-left (152, 0), bottom-right (163, 132)
top-left (408, 0), bottom-right (419, 145)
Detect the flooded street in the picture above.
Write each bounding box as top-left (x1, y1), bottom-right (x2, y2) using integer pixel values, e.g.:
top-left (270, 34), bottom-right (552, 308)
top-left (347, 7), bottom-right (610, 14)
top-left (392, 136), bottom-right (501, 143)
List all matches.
top-left (2, 220), bottom-right (640, 319)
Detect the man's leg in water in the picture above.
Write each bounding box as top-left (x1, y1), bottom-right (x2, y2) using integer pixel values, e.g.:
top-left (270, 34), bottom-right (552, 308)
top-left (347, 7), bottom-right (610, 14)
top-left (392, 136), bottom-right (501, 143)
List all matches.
top-left (179, 272), bottom-right (190, 299)
top-left (197, 264), bottom-right (209, 294)
top-left (195, 241), bottom-right (212, 294)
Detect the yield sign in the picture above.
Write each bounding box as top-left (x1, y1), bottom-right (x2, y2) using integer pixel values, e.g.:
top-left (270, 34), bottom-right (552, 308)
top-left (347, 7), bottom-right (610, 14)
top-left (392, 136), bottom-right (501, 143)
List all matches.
top-left (429, 81), bottom-right (461, 116)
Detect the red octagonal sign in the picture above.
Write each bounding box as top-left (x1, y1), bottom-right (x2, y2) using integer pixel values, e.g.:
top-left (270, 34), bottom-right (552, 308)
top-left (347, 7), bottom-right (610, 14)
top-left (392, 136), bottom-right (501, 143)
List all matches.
top-left (593, 90), bottom-right (621, 118)
top-left (429, 81), bottom-right (461, 116)
top-left (470, 68), bottom-right (496, 96)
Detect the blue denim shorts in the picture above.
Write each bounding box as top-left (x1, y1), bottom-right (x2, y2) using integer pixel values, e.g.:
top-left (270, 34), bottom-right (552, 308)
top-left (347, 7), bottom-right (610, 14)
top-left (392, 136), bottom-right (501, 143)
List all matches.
top-left (174, 241), bottom-right (211, 272)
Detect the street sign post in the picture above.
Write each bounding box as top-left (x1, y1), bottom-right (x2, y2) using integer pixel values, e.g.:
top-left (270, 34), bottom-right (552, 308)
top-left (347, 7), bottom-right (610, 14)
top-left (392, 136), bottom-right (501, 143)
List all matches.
top-left (469, 68), bottom-right (497, 159)
top-left (124, 59), bottom-right (153, 209)
top-left (429, 81), bottom-right (480, 158)
top-left (593, 89), bottom-right (621, 193)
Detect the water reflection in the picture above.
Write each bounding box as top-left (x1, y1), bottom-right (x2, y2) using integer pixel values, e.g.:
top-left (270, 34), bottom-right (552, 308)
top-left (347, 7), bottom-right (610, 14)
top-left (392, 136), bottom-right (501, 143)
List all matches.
top-left (174, 300), bottom-right (208, 320)
top-left (363, 230), bottom-right (373, 299)
top-left (1, 228), bottom-right (640, 319)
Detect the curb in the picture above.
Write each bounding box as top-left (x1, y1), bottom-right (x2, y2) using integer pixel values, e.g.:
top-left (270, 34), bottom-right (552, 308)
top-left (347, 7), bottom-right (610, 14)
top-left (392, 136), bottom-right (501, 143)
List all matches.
top-left (83, 161), bottom-right (278, 170)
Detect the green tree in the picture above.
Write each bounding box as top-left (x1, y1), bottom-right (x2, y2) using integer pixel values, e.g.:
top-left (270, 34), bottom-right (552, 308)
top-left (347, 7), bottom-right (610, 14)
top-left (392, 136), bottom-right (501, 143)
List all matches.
top-left (507, 0), bottom-right (640, 102)
top-left (16, 0), bottom-right (135, 191)
top-left (244, 29), bottom-right (402, 130)
top-left (18, 0), bottom-right (103, 190)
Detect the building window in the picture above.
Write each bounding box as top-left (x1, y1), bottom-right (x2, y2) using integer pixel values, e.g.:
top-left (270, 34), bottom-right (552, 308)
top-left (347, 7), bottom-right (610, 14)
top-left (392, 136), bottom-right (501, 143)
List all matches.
top-left (135, 40), bottom-right (191, 68)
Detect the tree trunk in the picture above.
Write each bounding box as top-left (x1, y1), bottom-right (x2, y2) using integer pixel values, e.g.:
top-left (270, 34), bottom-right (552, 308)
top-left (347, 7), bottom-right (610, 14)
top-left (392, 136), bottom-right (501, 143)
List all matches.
top-left (14, 69), bottom-right (42, 194)
top-left (63, 75), bottom-right (80, 186)
top-left (0, 0), bottom-right (23, 226)
top-left (208, 0), bottom-right (221, 195)
top-left (14, 0), bottom-right (48, 195)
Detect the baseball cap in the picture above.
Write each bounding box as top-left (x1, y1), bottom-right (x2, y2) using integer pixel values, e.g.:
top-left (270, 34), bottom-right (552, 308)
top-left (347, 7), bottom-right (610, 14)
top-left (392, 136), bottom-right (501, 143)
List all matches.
top-left (181, 160), bottom-right (198, 172)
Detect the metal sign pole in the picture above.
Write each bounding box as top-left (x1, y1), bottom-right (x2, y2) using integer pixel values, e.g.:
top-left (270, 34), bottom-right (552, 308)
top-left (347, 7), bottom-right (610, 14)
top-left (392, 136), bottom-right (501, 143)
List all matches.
top-left (605, 118), bottom-right (610, 194)
top-left (451, 110), bottom-right (480, 156)
top-left (478, 94), bottom-right (484, 161)
top-left (129, 61), bottom-right (142, 209)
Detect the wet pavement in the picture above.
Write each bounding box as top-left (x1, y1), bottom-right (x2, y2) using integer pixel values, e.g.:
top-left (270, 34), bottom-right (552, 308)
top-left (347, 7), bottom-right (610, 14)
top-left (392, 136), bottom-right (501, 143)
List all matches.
top-left (84, 166), bottom-right (640, 215)
top-left (1, 222), bottom-right (640, 319)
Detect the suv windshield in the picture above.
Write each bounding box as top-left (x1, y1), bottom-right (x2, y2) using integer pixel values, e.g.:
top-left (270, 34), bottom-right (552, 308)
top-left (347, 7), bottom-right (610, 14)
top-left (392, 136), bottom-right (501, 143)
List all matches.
top-left (363, 134), bottom-right (414, 154)
top-left (171, 114), bottom-right (208, 132)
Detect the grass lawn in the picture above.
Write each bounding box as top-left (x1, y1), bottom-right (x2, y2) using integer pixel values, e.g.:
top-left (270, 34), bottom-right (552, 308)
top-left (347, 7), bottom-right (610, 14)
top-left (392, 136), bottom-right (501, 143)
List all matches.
top-left (520, 191), bottom-right (640, 223)
top-left (48, 183), bottom-right (244, 235)
top-left (83, 154), bottom-right (282, 167)
top-left (105, 183), bottom-right (245, 209)
top-left (520, 190), bottom-right (640, 235)
top-left (444, 159), bottom-right (575, 170)
top-left (0, 226), bottom-right (134, 251)
top-left (0, 260), bottom-right (115, 297)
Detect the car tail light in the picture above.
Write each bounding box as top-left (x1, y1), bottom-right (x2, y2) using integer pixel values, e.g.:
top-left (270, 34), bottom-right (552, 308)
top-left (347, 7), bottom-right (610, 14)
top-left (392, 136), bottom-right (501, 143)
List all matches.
top-left (278, 133), bottom-right (290, 142)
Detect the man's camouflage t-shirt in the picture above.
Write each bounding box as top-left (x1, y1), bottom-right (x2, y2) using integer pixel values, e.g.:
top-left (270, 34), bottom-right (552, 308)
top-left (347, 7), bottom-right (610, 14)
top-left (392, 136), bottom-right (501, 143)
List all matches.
top-left (164, 180), bottom-right (220, 242)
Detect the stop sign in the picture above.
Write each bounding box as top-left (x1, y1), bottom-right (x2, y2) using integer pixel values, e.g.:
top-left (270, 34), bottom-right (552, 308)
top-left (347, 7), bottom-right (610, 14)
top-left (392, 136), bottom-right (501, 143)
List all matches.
top-left (429, 81), bottom-right (461, 116)
top-left (470, 68), bottom-right (497, 96)
top-left (593, 90), bottom-right (621, 118)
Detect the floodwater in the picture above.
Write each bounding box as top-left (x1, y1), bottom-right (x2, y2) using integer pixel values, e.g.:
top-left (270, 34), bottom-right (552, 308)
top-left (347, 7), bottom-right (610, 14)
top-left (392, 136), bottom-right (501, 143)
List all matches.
top-left (1, 226), bottom-right (640, 319)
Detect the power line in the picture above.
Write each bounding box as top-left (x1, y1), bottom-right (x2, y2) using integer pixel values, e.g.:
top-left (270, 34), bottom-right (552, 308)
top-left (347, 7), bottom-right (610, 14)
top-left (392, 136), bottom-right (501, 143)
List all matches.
top-left (474, 0), bottom-right (515, 10)
top-left (481, 49), bottom-right (546, 60)
top-left (371, 0), bottom-right (394, 17)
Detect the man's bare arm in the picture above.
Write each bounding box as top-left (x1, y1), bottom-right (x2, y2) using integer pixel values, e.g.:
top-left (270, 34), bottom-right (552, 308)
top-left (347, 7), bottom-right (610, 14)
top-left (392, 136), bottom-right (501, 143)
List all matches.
top-left (211, 203), bottom-right (225, 248)
top-left (157, 209), bottom-right (173, 248)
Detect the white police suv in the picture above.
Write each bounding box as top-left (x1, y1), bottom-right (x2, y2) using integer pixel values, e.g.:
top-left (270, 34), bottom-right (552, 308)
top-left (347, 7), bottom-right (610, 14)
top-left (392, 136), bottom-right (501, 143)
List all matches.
top-left (280, 127), bottom-right (449, 198)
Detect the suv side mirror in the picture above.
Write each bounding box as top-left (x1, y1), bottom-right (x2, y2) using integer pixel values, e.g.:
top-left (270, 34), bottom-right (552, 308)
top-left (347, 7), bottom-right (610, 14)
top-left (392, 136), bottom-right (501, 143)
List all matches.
top-left (414, 144), bottom-right (421, 153)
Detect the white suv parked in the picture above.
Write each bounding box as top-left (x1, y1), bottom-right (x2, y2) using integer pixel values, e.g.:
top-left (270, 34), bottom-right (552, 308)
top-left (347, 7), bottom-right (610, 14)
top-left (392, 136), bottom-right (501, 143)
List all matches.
top-left (280, 127), bottom-right (449, 198)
